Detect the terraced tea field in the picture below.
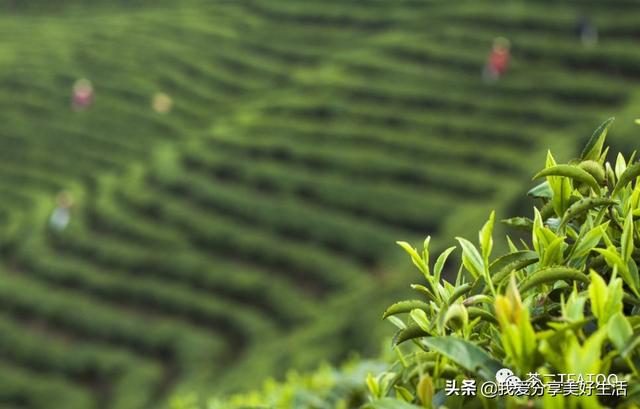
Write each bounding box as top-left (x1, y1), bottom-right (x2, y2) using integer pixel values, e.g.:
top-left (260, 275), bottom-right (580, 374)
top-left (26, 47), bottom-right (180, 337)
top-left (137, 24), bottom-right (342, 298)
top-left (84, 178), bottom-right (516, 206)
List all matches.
top-left (0, 0), bottom-right (639, 407)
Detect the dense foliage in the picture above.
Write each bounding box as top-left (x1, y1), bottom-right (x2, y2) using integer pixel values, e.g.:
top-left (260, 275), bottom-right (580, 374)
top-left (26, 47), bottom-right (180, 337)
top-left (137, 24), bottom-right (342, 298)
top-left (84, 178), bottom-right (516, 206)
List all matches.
top-left (2, 1), bottom-right (640, 408)
top-left (171, 360), bottom-right (383, 409)
top-left (367, 119), bottom-right (640, 408)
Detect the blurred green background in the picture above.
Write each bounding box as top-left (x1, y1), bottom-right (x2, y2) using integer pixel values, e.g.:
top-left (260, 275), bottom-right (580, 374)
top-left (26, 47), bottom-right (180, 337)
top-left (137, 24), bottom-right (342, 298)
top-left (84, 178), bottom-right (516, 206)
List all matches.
top-left (0, 0), bottom-right (638, 407)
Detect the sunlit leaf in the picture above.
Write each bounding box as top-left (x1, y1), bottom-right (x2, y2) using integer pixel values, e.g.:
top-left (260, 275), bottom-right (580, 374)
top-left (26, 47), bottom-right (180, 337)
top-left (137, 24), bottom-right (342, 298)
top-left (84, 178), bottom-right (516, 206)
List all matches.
top-left (621, 212), bottom-right (634, 263)
top-left (455, 237), bottom-right (484, 278)
top-left (422, 337), bottom-right (502, 381)
top-left (383, 300), bottom-right (430, 319)
top-left (442, 304), bottom-right (468, 331)
top-left (608, 312), bottom-right (633, 352)
top-left (518, 267), bottom-right (588, 293)
top-left (489, 250), bottom-right (538, 286)
top-left (362, 398), bottom-right (422, 409)
top-left (581, 117), bottom-right (614, 161)
top-left (571, 223), bottom-right (608, 260)
top-left (559, 197), bottom-right (617, 229)
top-left (533, 164), bottom-right (600, 193)
top-left (613, 162), bottom-right (640, 197)
top-left (578, 160), bottom-right (605, 185)
top-left (433, 246), bottom-right (457, 283)
top-left (501, 217), bottom-right (533, 230)
top-left (479, 211), bottom-right (495, 263)
top-left (527, 181), bottom-right (553, 199)
top-left (393, 323), bottom-right (429, 346)
top-left (410, 309), bottom-right (431, 333)
top-left (397, 241), bottom-right (426, 275)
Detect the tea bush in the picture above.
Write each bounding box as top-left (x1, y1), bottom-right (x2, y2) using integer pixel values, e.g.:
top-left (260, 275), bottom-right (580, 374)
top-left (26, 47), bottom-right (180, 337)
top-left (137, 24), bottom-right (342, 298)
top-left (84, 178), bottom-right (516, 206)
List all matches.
top-left (366, 119), bottom-right (640, 408)
top-left (4, 1), bottom-right (640, 406)
top-left (170, 359), bottom-right (384, 409)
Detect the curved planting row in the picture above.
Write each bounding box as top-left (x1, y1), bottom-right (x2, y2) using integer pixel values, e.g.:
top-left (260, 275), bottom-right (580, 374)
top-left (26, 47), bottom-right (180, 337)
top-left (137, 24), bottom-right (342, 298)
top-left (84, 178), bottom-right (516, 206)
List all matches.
top-left (1, 0), bottom-right (640, 407)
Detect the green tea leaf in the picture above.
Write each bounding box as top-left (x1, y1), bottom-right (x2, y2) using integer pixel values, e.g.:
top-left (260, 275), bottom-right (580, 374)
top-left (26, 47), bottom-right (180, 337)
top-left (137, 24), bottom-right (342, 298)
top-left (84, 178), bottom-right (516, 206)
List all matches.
top-left (552, 176), bottom-right (572, 217)
top-left (571, 223), bottom-right (607, 260)
top-left (423, 236), bottom-right (431, 268)
top-left (621, 335), bottom-right (640, 358)
top-left (387, 316), bottom-right (406, 330)
top-left (592, 248), bottom-right (639, 296)
top-left (410, 309), bottom-right (431, 333)
top-left (434, 246), bottom-right (456, 283)
top-left (442, 304), bottom-right (468, 330)
top-left (593, 247), bottom-right (625, 271)
top-left (489, 250), bottom-right (539, 286)
top-left (397, 241), bottom-right (426, 275)
top-left (559, 197), bottom-right (617, 229)
top-left (362, 398), bottom-right (422, 409)
top-left (589, 270), bottom-right (624, 326)
top-left (589, 271), bottom-right (607, 324)
top-left (621, 212), bottom-right (634, 263)
top-left (527, 181), bottom-right (553, 199)
top-left (490, 250), bottom-right (539, 274)
top-left (519, 267), bottom-right (588, 293)
top-left (422, 336), bottom-right (503, 381)
top-left (367, 373), bottom-right (380, 398)
top-left (383, 300), bottom-right (430, 319)
top-left (612, 161), bottom-right (640, 197)
top-left (578, 160), bottom-right (606, 185)
top-left (608, 312), bottom-right (633, 352)
top-left (393, 386), bottom-right (414, 403)
top-left (393, 323), bottom-right (429, 346)
top-left (416, 375), bottom-right (434, 407)
top-left (456, 237), bottom-right (484, 278)
top-left (581, 117), bottom-right (614, 161)
top-left (543, 155), bottom-right (573, 217)
top-left (533, 165), bottom-right (600, 192)
top-left (467, 307), bottom-right (498, 324)
top-left (445, 282), bottom-right (473, 306)
top-left (479, 211), bottom-right (495, 263)
top-left (615, 153), bottom-right (627, 180)
top-left (561, 288), bottom-right (587, 322)
top-left (411, 284), bottom-right (433, 299)
top-left (501, 217), bottom-right (533, 230)
top-left (540, 236), bottom-right (566, 267)
top-left (627, 260), bottom-right (640, 297)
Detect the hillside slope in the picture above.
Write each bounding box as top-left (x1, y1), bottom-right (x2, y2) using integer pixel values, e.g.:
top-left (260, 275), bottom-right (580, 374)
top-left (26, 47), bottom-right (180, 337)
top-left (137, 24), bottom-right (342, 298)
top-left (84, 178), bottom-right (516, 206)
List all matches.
top-left (0, 1), bottom-right (639, 408)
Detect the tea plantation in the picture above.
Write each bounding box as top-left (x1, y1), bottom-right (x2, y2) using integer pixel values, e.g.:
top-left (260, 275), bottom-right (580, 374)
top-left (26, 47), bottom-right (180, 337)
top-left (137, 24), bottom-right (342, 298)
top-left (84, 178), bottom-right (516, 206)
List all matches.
top-left (0, 0), bottom-right (639, 408)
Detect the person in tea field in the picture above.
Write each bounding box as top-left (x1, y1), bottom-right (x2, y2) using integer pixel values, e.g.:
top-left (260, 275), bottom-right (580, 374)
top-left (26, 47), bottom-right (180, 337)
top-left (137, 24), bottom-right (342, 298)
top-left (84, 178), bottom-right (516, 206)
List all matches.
top-left (152, 92), bottom-right (173, 114)
top-left (576, 15), bottom-right (598, 47)
top-left (71, 78), bottom-right (94, 111)
top-left (482, 37), bottom-right (511, 83)
top-left (49, 191), bottom-right (74, 232)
